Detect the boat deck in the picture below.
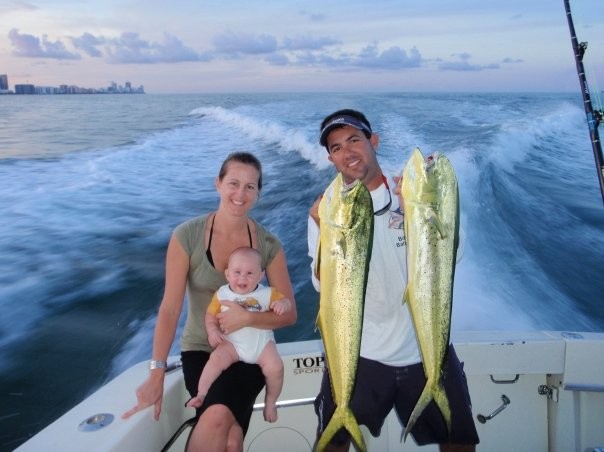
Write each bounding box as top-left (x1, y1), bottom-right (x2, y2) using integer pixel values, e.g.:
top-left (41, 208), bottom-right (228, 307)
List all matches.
top-left (15, 331), bottom-right (604, 451)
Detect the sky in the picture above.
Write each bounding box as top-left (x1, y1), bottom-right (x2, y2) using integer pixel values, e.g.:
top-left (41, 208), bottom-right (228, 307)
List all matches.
top-left (1, 0), bottom-right (603, 94)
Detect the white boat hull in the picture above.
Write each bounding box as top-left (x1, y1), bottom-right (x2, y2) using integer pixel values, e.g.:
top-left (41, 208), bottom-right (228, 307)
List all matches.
top-left (16, 331), bottom-right (604, 451)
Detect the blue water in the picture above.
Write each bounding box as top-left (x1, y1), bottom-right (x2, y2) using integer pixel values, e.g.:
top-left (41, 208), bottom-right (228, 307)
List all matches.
top-left (1, 92), bottom-right (603, 449)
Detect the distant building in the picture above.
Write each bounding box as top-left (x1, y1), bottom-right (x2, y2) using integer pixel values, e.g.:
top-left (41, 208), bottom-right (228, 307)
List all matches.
top-left (15, 84), bottom-right (35, 94)
top-left (6, 76), bottom-right (144, 95)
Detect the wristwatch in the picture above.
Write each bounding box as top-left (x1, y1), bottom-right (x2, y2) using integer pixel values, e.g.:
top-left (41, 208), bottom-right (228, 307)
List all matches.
top-left (149, 360), bottom-right (168, 370)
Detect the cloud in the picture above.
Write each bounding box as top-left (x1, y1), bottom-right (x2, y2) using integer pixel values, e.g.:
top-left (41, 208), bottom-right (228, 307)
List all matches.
top-left (438, 52), bottom-right (500, 71)
top-left (8, 28), bottom-right (81, 60)
top-left (274, 41), bottom-right (423, 71)
top-left (282, 35), bottom-right (340, 51)
top-left (265, 53), bottom-right (290, 66)
top-left (8, 28), bottom-right (208, 64)
top-left (8, 25), bottom-right (477, 76)
top-left (104, 32), bottom-right (207, 64)
top-left (0, 1), bottom-right (37, 14)
top-left (284, 50), bottom-right (340, 67)
top-left (70, 32), bottom-right (105, 58)
top-left (213, 31), bottom-right (278, 55)
top-left (298, 10), bottom-right (327, 22)
top-left (352, 43), bottom-right (422, 69)
top-left (502, 57), bottom-right (524, 64)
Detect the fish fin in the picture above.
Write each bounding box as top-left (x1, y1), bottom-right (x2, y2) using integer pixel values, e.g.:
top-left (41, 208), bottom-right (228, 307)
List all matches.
top-left (427, 210), bottom-right (447, 239)
top-left (336, 232), bottom-right (347, 258)
top-left (402, 381), bottom-right (433, 442)
top-left (344, 409), bottom-right (366, 452)
top-left (433, 381), bottom-right (452, 434)
top-left (316, 406), bottom-right (366, 452)
top-left (314, 240), bottom-right (321, 281)
top-left (312, 238), bottom-right (322, 332)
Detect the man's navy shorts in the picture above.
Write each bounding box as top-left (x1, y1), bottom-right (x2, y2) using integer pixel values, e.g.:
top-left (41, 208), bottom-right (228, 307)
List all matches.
top-left (314, 345), bottom-right (480, 446)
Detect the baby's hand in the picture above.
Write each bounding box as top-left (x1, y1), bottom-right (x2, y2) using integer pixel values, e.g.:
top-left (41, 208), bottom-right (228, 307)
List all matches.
top-left (271, 298), bottom-right (291, 316)
top-left (208, 331), bottom-right (224, 348)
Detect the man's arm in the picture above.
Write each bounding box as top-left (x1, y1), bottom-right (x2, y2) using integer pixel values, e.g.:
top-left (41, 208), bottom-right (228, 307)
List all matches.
top-left (307, 205), bottom-right (321, 292)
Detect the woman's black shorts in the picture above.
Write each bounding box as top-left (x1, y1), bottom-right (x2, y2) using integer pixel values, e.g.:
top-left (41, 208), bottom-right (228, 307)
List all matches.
top-left (181, 350), bottom-right (265, 435)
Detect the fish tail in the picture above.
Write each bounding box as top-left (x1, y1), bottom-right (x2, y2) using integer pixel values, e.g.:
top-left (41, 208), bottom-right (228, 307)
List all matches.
top-left (402, 382), bottom-right (433, 442)
top-left (433, 381), bottom-right (452, 434)
top-left (402, 380), bottom-right (452, 441)
top-left (316, 406), bottom-right (366, 452)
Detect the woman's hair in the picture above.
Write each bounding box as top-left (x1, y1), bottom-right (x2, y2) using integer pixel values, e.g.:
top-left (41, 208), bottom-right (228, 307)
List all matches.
top-left (218, 152), bottom-right (263, 191)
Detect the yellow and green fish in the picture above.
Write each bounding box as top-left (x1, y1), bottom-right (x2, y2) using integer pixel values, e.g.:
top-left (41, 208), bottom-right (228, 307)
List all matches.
top-left (400, 147), bottom-right (460, 440)
top-left (315, 173), bottom-right (373, 452)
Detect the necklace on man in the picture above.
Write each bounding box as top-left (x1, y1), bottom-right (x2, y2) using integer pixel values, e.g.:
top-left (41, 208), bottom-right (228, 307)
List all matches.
top-left (374, 175), bottom-right (392, 216)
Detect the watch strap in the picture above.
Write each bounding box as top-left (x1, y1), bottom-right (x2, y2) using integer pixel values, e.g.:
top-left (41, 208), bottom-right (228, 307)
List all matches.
top-left (149, 360), bottom-right (168, 370)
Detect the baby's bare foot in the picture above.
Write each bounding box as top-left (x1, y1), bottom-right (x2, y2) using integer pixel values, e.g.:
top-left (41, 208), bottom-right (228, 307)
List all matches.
top-left (185, 394), bottom-right (205, 409)
top-left (263, 403), bottom-right (278, 423)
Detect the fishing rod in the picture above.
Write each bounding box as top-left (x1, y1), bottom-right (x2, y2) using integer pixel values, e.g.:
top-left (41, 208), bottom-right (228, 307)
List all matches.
top-left (564, 0), bottom-right (604, 204)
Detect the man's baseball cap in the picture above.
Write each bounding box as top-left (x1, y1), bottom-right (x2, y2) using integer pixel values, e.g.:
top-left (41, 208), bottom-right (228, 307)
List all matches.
top-left (319, 115), bottom-right (372, 147)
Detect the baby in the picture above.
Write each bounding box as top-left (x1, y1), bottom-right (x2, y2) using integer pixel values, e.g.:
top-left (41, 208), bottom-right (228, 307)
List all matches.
top-left (186, 246), bottom-right (291, 422)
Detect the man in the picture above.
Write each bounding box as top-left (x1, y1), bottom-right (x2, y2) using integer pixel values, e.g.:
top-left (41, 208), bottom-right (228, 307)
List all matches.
top-left (307, 109), bottom-right (479, 451)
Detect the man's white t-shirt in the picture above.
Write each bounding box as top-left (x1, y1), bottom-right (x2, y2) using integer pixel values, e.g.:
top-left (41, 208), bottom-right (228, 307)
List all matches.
top-left (308, 179), bottom-right (422, 367)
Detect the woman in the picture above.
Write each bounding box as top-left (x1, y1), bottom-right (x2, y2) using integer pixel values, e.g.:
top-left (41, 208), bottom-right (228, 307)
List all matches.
top-left (123, 152), bottom-right (297, 451)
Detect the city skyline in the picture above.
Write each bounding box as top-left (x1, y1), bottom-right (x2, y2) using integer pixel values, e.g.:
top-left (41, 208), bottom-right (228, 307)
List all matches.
top-left (1, 0), bottom-right (602, 94)
top-left (0, 74), bottom-right (144, 94)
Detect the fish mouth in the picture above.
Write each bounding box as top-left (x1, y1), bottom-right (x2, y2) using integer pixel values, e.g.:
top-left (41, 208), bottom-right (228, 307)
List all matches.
top-left (425, 152), bottom-right (440, 170)
top-left (342, 179), bottom-right (361, 192)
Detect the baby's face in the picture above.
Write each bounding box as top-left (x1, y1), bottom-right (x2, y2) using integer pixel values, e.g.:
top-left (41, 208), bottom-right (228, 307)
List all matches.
top-left (225, 254), bottom-right (263, 294)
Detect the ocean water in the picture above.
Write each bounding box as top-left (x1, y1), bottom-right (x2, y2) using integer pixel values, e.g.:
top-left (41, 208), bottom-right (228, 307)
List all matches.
top-left (1, 92), bottom-right (603, 449)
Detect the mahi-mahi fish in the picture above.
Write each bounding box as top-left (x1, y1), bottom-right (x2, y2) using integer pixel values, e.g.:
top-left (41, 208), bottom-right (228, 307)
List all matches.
top-left (315, 173), bottom-right (373, 452)
top-left (399, 147), bottom-right (460, 440)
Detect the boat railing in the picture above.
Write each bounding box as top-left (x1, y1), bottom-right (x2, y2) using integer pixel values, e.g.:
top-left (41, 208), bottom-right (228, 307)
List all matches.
top-left (253, 397), bottom-right (316, 412)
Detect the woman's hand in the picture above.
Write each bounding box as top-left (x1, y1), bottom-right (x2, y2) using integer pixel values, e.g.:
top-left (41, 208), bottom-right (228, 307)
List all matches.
top-left (122, 372), bottom-right (165, 421)
top-left (122, 234), bottom-right (186, 422)
top-left (216, 300), bottom-right (249, 335)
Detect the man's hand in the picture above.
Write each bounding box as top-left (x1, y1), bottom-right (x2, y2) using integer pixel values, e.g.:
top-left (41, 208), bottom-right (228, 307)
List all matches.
top-left (309, 195), bottom-right (322, 225)
top-left (392, 175), bottom-right (405, 211)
